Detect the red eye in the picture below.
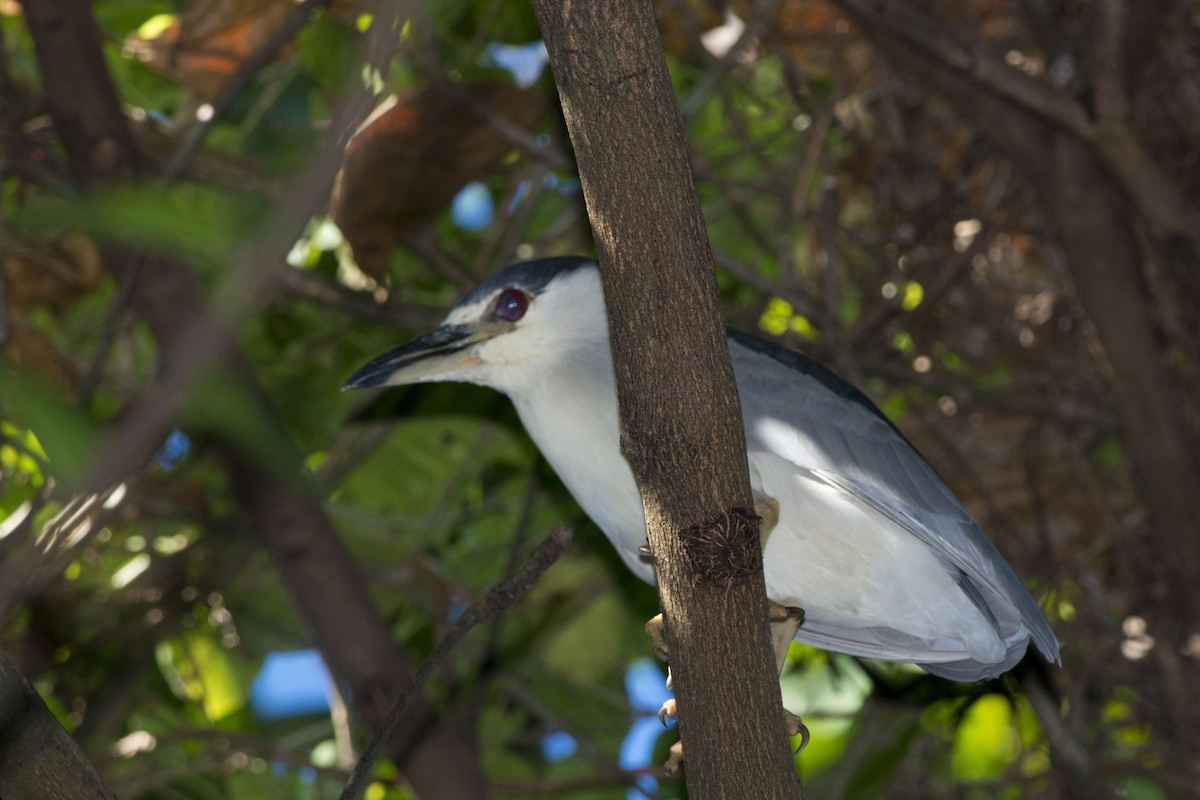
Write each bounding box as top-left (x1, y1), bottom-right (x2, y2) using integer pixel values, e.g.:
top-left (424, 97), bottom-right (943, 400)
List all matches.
top-left (495, 289), bottom-right (529, 321)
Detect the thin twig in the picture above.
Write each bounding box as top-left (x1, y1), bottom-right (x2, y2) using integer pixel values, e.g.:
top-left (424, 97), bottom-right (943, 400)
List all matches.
top-left (477, 468), bottom-right (543, 675)
top-left (82, 1), bottom-right (411, 493)
top-left (446, 82), bottom-right (571, 170)
top-left (831, 0), bottom-right (1200, 249)
top-left (338, 525), bottom-right (573, 800)
top-left (278, 267), bottom-right (444, 330)
top-left (494, 674), bottom-right (659, 799)
top-left (473, 160), bottom-right (550, 275)
top-left (79, 248), bottom-right (143, 407)
top-left (712, 248), bottom-right (820, 319)
top-left (817, 174), bottom-right (866, 387)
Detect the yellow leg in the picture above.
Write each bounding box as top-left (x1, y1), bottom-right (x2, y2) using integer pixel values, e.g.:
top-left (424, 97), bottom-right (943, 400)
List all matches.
top-left (769, 601), bottom-right (810, 753)
top-left (769, 601), bottom-right (804, 675)
top-left (644, 612), bottom-right (670, 662)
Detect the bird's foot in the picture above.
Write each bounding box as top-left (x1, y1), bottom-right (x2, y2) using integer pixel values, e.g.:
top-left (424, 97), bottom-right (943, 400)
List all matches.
top-left (645, 613), bottom-right (670, 662)
top-left (786, 709), bottom-right (810, 753)
top-left (768, 600), bottom-right (805, 674)
top-left (664, 740), bottom-right (686, 776)
top-left (769, 601), bottom-right (805, 626)
top-left (658, 697), bottom-right (677, 726)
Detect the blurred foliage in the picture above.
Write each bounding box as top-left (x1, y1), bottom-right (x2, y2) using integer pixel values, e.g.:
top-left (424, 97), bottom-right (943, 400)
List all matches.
top-left (1, 0), bottom-right (1195, 797)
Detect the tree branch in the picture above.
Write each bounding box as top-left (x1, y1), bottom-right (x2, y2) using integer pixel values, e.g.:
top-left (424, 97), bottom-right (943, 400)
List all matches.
top-left (339, 526), bottom-right (573, 800)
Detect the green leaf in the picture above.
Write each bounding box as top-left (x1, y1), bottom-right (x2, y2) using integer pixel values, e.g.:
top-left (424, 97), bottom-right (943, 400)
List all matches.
top-left (156, 631), bottom-right (248, 722)
top-left (297, 14), bottom-right (356, 90)
top-left (15, 184), bottom-right (265, 265)
top-left (952, 694), bottom-right (1020, 780)
top-left (0, 366), bottom-right (102, 487)
top-left (901, 280), bottom-right (924, 311)
top-left (1120, 777), bottom-right (1169, 800)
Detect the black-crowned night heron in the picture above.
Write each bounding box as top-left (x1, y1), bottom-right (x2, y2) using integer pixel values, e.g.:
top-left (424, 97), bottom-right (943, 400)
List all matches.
top-left (344, 257), bottom-right (1060, 686)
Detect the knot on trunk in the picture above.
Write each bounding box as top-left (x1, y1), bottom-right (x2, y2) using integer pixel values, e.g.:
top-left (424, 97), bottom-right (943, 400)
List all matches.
top-left (679, 506), bottom-right (760, 587)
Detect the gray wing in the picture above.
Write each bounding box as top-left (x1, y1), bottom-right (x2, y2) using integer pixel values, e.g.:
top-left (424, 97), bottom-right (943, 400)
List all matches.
top-left (728, 331), bottom-right (1060, 673)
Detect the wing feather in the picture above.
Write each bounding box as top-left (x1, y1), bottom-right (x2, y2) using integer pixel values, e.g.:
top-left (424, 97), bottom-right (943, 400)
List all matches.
top-left (729, 331), bottom-right (1060, 671)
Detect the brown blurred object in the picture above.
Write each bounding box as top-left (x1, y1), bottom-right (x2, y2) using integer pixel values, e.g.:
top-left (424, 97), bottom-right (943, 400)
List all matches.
top-left (656, 0), bottom-right (864, 73)
top-left (657, 0), bottom-right (726, 61)
top-left (745, 0), bottom-right (871, 81)
top-left (330, 79), bottom-right (547, 280)
top-left (4, 233), bottom-right (103, 311)
top-left (126, 0), bottom-right (300, 100)
top-left (3, 233), bottom-right (104, 390)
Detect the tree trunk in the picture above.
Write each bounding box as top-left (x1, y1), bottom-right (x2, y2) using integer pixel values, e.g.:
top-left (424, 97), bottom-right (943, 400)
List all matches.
top-left (532, 2), bottom-right (804, 797)
top-left (0, 650), bottom-right (116, 800)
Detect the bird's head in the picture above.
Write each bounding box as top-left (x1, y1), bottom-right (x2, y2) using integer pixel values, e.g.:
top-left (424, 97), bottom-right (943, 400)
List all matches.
top-left (342, 257), bottom-right (609, 396)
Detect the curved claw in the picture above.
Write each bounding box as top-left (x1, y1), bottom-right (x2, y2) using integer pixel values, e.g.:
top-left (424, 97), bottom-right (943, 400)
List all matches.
top-left (792, 725), bottom-right (811, 755)
top-left (785, 711), bottom-right (810, 754)
top-left (658, 698), bottom-right (677, 727)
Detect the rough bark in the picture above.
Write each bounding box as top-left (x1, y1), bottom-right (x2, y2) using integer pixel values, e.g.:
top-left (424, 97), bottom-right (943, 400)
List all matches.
top-left (22, 1), bottom-right (490, 797)
top-left (0, 650), bottom-right (116, 800)
top-left (532, 2), bottom-right (804, 797)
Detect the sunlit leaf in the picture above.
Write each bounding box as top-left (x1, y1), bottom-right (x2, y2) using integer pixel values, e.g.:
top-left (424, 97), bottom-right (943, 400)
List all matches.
top-left (136, 12), bottom-right (177, 39)
top-left (901, 280), bottom-right (924, 311)
top-left (953, 694), bottom-right (1020, 780)
top-left (156, 631), bottom-right (247, 722)
top-left (0, 367), bottom-right (102, 487)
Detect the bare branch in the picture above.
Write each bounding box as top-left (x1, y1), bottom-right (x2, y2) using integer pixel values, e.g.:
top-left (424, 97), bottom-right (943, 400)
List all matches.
top-left (278, 267), bottom-right (445, 330)
top-left (339, 526), bottom-right (574, 800)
